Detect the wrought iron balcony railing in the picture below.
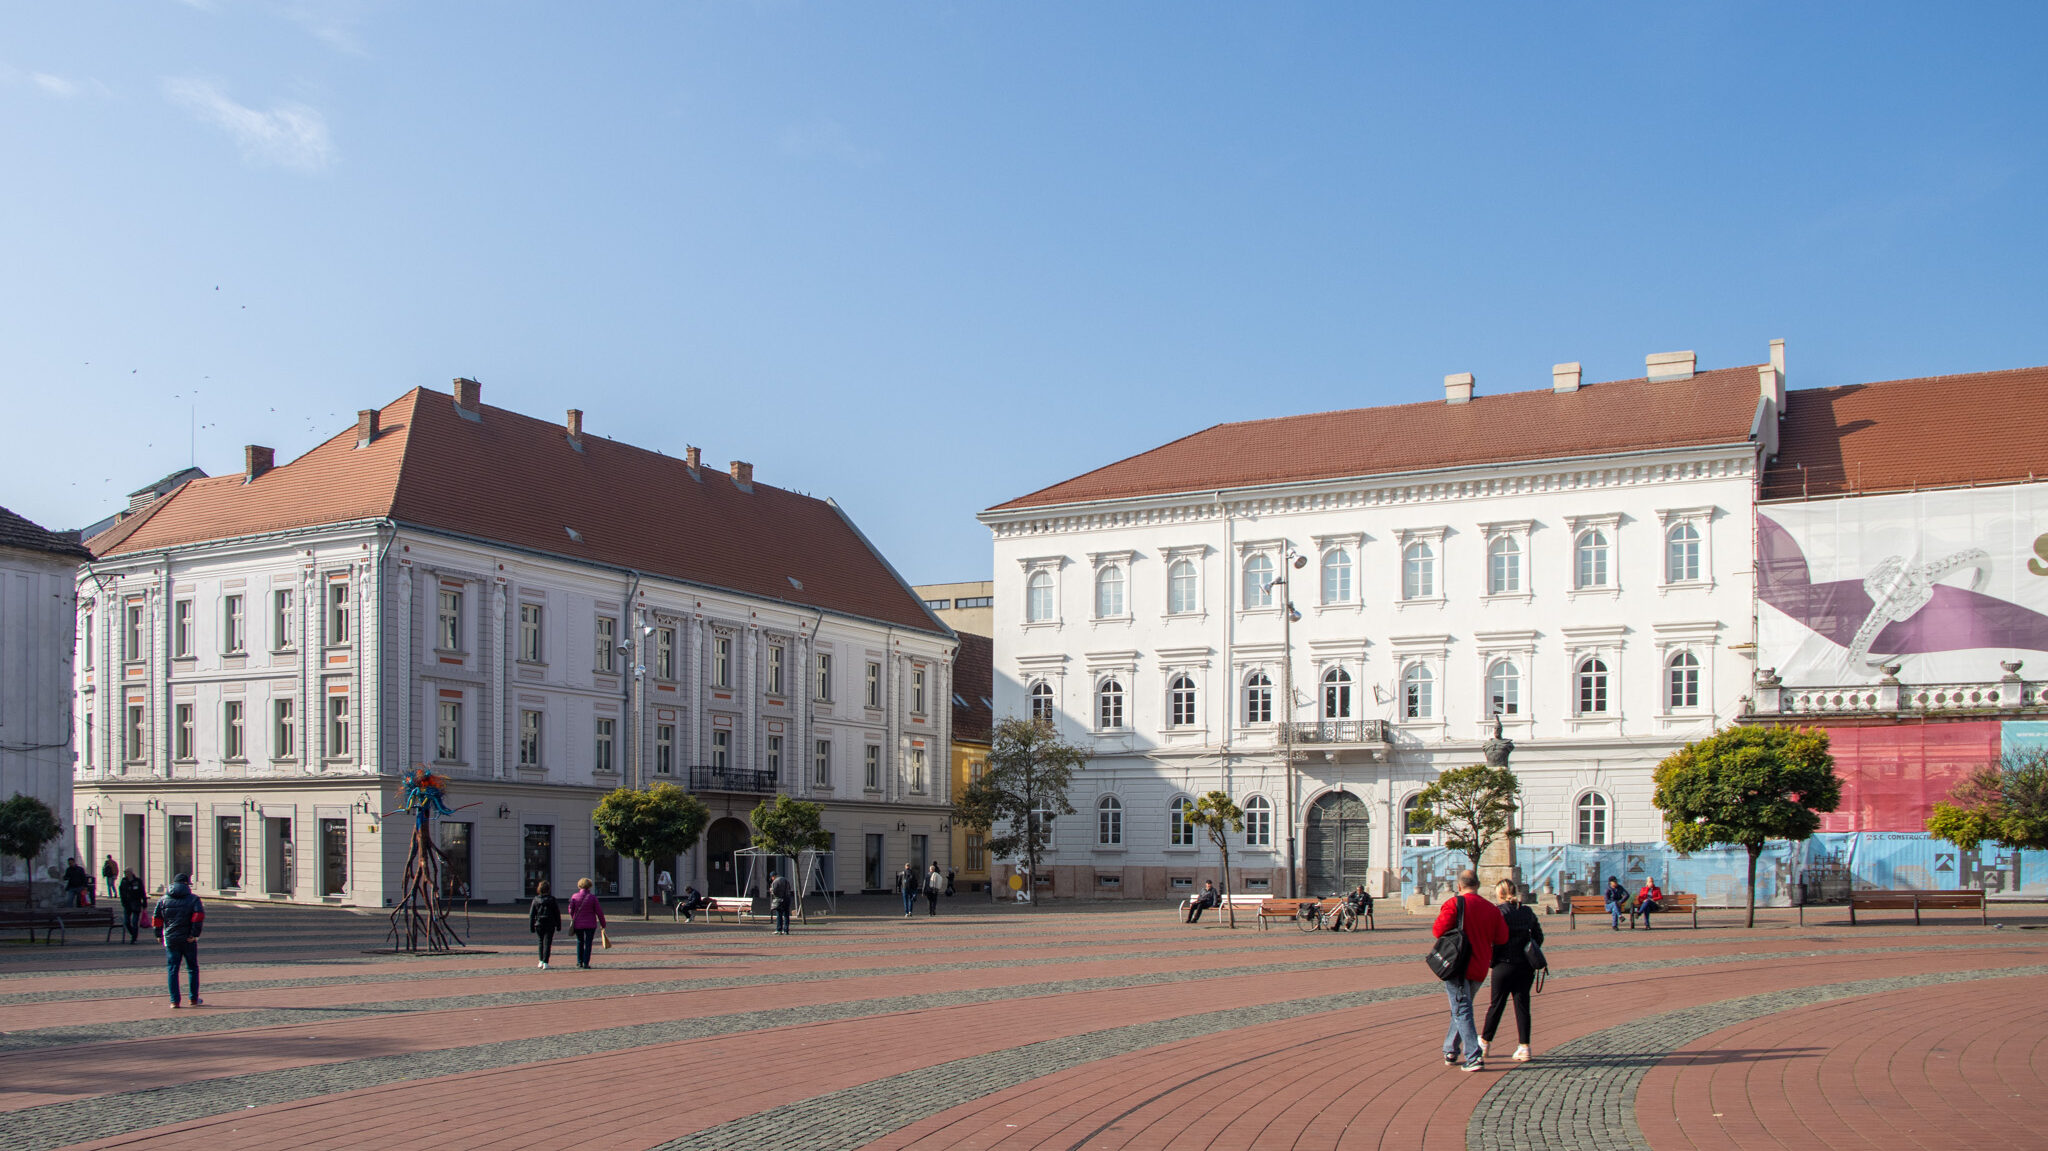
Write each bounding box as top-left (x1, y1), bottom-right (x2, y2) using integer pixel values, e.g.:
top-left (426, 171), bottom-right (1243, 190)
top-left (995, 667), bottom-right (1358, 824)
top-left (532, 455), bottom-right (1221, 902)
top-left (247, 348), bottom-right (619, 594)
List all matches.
top-left (1284, 719), bottom-right (1389, 745)
top-left (686, 765), bottom-right (780, 794)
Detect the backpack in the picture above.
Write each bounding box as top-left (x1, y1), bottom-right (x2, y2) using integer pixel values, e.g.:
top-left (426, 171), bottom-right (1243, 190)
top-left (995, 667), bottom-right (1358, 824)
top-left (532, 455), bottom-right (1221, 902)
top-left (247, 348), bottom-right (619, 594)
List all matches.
top-left (1425, 894), bottom-right (1472, 982)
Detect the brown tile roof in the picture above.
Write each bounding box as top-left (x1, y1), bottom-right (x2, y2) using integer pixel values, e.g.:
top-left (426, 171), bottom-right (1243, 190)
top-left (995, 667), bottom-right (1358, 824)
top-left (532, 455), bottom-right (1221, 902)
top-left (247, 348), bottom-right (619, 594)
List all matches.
top-left (1762, 366), bottom-right (2048, 501)
top-left (95, 386), bottom-right (948, 634)
top-left (950, 631), bottom-right (993, 745)
top-left (988, 365), bottom-right (1767, 511)
top-left (0, 506), bottom-right (91, 561)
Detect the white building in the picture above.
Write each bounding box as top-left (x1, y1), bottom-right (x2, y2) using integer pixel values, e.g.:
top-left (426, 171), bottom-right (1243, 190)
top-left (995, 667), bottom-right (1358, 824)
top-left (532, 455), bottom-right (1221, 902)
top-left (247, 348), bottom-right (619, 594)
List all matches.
top-left (982, 348), bottom-right (1785, 900)
top-left (0, 508), bottom-right (91, 900)
top-left (76, 380), bottom-right (955, 905)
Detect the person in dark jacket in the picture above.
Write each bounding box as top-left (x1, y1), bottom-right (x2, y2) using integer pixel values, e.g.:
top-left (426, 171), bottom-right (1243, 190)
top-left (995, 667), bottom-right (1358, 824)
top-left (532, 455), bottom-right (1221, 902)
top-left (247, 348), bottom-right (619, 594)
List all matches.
top-left (151, 873), bottom-right (206, 1007)
top-left (1432, 869), bottom-right (1508, 1072)
top-left (677, 884), bottom-right (707, 922)
top-left (118, 869), bottom-right (147, 943)
top-left (897, 863), bottom-right (919, 918)
top-left (62, 858), bottom-right (90, 907)
top-left (101, 855), bottom-right (120, 904)
top-left (1603, 877), bottom-right (1629, 931)
top-left (768, 873), bottom-right (793, 935)
top-left (1186, 880), bottom-right (1221, 923)
top-left (924, 864), bottom-right (944, 916)
top-left (529, 880), bottom-right (562, 969)
top-left (1480, 879), bottom-right (1543, 1062)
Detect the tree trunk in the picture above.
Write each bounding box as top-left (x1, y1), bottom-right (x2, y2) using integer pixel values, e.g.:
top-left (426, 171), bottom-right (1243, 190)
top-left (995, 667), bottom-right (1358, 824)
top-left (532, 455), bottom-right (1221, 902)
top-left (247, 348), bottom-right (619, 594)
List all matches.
top-left (1220, 840), bottom-right (1235, 929)
top-left (640, 858), bottom-right (649, 920)
top-left (1746, 842), bottom-right (1760, 929)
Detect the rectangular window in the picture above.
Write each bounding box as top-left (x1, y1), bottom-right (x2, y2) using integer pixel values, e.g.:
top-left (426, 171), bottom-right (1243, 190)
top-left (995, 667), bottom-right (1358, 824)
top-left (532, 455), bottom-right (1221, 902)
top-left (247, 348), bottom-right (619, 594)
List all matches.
top-left (437, 589), bottom-right (462, 652)
top-left (864, 745), bottom-right (881, 791)
top-left (594, 717), bottom-right (615, 773)
top-left (274, 698), bottom-right (296, 760)
top-left (954, 595), bottom-right (992, 609)
top-left (84, 710), bottom-right (94, 766)
top-left (173, 703), bottom-right (194, 761)
top-left (519, 710), bottom-right (541, 766)
top-left (439, 822), bottom-right (473, 898)
top-left (216, 816), bottom-right (243, 890)
top-left (710, 729), bottom-right (730, 769)
top-left (595, 615), bottom-right (617, 672)
top-left (522, 824), bottom-right (553, 898)
top-left (713, 636), bottom-right (731, 687)
top-left (223, 699), bottom-right (244, 760)
top-left (272, 589), bottom-right (295, 650)
top-left (328, 581), bottom-right (350, 645)
top-left (172, 600), bottom-right (193, 658)
top-left (767, 644), bottom-right (784, 696)
top-left (82, 610), bottom-right (93, 670)
top-left (966, 832), bottom-right (986, 871)
top-left (813, 740), bottom-right (831, 787)
top-left (223, 594), bottom-right (245, 653)
top-left (437, 701), bottom-right (462, 761)
top-left (655, 724), bottom-right (674, 775)
top-left (319, 818), bottom-right (347, 896)
top-left (815, 653), bottom-right (833, 701)
top-left (125, 603), bottom-right (145, 662)
top-left (866, 661), bottom-right (882, 708)
top-left (125, 703), bottom-right (146, 762)
top-left (655, 626), bottom-right (674, 679)
top-left (327, 694), bottom-right (351, 757)
top-left (911, 669), bottom-right (927, 715)
top-left (519, 603), bottom-right (543, 662)
top-left (909, 747), bottom-right (927, 793)
top-left (766, 733), bottom-right (782, 779)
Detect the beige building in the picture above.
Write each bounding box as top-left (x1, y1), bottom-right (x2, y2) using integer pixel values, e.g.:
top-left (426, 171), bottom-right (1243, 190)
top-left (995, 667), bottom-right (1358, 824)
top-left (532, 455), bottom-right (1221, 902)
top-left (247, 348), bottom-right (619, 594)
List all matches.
top-left (913, 580), bottom-right (994, 638)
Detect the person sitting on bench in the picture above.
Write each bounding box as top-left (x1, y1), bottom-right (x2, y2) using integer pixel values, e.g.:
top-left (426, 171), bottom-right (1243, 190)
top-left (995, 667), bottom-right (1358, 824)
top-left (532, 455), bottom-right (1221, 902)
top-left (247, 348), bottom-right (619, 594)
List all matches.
top-left (1186, 881), bottom-right (1221, 922)
top-left (1345, 885), bottom-right (1374, 920)
top-left (1635, 879), bottom-right (1664, 929)
top-left (677, 885), bottom-right (708, 922)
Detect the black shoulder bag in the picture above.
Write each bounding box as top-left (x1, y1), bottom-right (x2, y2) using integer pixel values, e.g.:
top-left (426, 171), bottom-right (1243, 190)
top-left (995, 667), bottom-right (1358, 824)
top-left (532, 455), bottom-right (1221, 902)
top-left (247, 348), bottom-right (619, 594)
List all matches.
top-left (1425, 894), bottom-right (1471, 981)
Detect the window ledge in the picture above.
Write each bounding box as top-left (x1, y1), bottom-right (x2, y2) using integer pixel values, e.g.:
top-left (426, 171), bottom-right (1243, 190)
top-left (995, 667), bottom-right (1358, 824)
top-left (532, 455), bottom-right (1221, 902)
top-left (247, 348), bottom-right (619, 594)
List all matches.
top-left (1566, 587), bottom-right (1620, 600)
top-left (433, 648), bottom-right (467, 658)
top-left (1021, 619), bottom-right (1064, 631)
top-left (1092, 845), bottom-right (1127, 854)
top-left (1659, 579), bottom-right (1715, 594)
top-left (1162, 846), bottom-right (1200, 855)
top-left (172, 655), bottom-right (197, 664)
top-left (1313, 602), bottom-right (1362, 614)
top-left (1398, 597), bottom-right (1447, 609)
top-left (1160, 611), bottom-right (1208, 623)
top-left (1482, 592), bottom-right (1534, 604)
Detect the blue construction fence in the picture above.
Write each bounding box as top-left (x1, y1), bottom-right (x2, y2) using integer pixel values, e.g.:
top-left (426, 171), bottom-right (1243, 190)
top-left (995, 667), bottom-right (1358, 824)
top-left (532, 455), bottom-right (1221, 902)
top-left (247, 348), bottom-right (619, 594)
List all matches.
top-left (1401, 832), bottom-right (2048, 908)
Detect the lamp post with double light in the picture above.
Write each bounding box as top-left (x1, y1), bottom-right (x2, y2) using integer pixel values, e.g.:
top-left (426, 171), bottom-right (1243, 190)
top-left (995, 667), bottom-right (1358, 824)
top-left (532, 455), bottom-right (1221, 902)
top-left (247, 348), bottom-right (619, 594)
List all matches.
top-left (1269, 549), bottom-right (1307, 897)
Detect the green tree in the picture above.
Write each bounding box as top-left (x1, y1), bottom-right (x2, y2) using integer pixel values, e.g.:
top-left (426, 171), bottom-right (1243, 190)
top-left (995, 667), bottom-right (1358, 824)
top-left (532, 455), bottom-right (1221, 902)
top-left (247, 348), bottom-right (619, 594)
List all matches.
top-left (1184, 790), bottom-right (1245, 927)
top-left (592, 783), bottom-right (710, 919)
top-left (955, 717), bottom-right (1086, 908)
top-left (1413, 765), bottom-right (1521, 872)
top-left (0, 795), bottom-right (63, 906)
top-left (1653, 725), bottom-right (1841, 928)
top-left (1927, 749), bottom-right (2048, 852)
top-left (749, 795), bottom-right (833, 921)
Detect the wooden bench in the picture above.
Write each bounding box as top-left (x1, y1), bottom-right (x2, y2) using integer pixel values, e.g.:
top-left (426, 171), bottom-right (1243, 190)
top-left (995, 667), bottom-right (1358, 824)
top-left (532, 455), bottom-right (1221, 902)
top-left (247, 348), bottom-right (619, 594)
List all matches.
top-left (1848, 889), bottom-right (1986, 925)
top-left (1256, 897), bottom-right (1371, 930)
top-left (0, 907), bottom-right (117, 944)
top-left (1566, 895), bottom-right (1619, 929)
top-left (1177, 893), bottom-right (1264, 923)
top-left (675, 895), bottom-right (754, 923)
top-left (1630, 893), bottom-right (1698, 929)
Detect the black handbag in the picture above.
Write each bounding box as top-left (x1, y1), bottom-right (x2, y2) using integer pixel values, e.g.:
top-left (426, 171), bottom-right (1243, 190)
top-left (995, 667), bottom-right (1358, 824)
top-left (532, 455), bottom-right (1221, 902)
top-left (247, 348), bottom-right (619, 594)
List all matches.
top-left (1425, 894), bottom-right (1471, 981)
top-left (1524, 938), bottom-right (1548, 971)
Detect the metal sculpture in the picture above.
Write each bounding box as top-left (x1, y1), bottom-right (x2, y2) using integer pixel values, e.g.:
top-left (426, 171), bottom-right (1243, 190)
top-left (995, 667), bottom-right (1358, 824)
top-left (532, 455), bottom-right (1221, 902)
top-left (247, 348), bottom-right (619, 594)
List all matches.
top-left (385, 766), bottom-right (473, 952)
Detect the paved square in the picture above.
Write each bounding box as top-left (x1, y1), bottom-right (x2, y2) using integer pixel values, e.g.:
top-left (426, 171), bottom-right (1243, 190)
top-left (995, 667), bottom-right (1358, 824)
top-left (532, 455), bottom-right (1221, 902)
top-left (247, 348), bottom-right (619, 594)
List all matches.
top-left (2, 899), bottom-right (2044, 1150)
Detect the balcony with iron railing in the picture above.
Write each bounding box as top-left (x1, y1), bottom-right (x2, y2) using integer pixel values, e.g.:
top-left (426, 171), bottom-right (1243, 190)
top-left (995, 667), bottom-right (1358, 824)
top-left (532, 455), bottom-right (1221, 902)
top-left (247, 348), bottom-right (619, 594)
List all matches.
top-left (1284, 719), bottom-right (1390, 746)
top-left (686, 765), bottom-right (780, 794)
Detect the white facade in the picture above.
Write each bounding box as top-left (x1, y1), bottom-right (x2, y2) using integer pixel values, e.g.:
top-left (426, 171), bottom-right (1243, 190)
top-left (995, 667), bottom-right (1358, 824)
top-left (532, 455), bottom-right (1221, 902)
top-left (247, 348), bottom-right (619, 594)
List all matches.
top-left (984, 436), bottom-right (1760, 899)
top-left (1, 536), bottom-right (83, 896)
top-left (73, 523), bottom-right (955, 904)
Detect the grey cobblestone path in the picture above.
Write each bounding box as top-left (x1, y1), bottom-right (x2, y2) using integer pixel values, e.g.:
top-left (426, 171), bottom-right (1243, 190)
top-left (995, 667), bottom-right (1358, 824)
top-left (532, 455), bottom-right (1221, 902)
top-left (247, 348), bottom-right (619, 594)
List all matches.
top-left (1465, 963), bottom-right (2048, 1151)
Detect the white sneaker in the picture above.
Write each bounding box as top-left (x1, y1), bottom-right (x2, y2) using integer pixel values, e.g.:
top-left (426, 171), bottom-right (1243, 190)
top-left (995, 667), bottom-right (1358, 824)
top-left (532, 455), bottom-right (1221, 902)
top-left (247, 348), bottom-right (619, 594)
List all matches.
top-left (539, 962), bottom-right (549, 970)
top-left (1477, 1038), bottom-right (1488, 1055)
top-left (1513, 1045), bottom-right (1530, 1061)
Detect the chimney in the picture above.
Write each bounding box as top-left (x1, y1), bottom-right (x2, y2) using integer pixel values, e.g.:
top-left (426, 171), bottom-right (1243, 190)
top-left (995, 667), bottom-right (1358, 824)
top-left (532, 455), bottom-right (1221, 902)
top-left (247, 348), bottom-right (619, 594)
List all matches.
top-left (1645, 351), bottom-right (1696, 382)
top-left (1552, 362), bottom-right (1583, 393)
top-left (729, 460), bottom-right (754, 491)
top-left (565, 409), bottom-right (583, 438)
top-left (1444, 372), bottom-right (1475, 405)
top-left (685, 445), bottom-right (701, 471)
top-left (1769, 338), bottom-right (1786, 403)
top-left (355, 409), bottom-right (379, 449)
top-left (452, 377), bottom-right (481, 409)
top-left (244, 445), bottom-right (275, 482)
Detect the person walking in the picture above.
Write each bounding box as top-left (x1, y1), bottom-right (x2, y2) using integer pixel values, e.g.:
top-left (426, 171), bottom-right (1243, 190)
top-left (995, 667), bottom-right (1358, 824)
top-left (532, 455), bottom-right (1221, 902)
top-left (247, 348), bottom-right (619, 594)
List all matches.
top-left (100, 855), bottom-right (119, 906)
top-left (118, 868), bottom-right (147, 943)
top-left (568, 877), bottom-right (606, 968)
top-left (945, 868), bottom-right (957, 897)
top-left (1432, 869), bottom-right (1508, 1072)
top-left (1603, 877), bottom-right (1629, 931)
top-left (924, 863), bottom-right (944, 916)
top-left (1635, 878), bottom-right (1664, 929)
top-left (151, 873), bottom-right (206, 1008)
top-left (529, 880), bottom-right (562, 969)
top-left (1480, 879), bottom-right (1543, 1063)
top-left (768, 872), bottom-right (793, 935)
top-left (897, 862), bottom-right (919, 918)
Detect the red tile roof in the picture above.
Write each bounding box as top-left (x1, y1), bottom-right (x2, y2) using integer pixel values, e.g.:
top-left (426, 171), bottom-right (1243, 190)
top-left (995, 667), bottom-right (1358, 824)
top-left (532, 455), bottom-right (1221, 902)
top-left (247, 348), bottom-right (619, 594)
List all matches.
top-left (94, 387), bottom-right (948, 634)
top-left (0, 506), bottom-right (91, 561)
top-left (950, 632), bottom-right (993, 745)
top-left (1762, 366), bottom-right (2048, 500)
top-left (989, 365), bottom-right (1767, 511)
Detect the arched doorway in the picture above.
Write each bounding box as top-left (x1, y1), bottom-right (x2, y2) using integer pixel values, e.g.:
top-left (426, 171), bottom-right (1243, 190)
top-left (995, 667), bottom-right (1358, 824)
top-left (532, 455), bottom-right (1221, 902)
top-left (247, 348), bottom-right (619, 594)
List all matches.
top-left (705, 817), bottom-right (750, 896)
top-left (1305, 791), bottom-right (1371, 896)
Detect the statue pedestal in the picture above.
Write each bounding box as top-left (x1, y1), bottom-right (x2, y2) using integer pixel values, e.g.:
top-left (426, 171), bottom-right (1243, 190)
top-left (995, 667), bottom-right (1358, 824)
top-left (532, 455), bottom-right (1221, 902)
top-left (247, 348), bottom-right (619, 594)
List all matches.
top-left (1477, 835), bottom-right (1519, 892)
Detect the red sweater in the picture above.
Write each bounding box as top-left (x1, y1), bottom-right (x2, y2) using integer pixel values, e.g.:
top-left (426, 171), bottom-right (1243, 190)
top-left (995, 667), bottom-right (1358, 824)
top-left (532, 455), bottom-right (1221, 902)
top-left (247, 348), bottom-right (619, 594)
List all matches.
top-left (1432, 892), bottom-right (1509, 981)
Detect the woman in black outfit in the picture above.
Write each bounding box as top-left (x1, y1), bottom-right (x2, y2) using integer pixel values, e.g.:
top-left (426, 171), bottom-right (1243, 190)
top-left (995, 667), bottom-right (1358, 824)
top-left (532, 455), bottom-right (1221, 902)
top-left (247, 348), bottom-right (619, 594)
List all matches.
top-left (1480, 878), bottom-right (1542, 1062)
top-left (529, 880), bottom-right (562, 970)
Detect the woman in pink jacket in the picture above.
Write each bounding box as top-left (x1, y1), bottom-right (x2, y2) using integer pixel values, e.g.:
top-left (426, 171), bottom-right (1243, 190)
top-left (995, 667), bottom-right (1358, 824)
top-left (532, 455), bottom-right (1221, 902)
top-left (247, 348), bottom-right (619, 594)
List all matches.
top-left (567, 877), bottom-right (607, 969)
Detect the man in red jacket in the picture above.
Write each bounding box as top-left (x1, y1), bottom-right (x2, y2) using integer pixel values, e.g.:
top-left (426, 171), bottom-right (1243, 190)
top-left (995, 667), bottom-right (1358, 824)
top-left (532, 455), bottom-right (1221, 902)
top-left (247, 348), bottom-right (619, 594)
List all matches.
top-left (1433, 869), bottom-right (1509, 1071)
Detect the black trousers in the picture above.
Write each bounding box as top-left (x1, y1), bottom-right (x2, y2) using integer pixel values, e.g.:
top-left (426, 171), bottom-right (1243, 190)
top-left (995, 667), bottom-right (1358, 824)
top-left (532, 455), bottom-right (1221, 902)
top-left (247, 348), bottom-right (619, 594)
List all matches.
top-left (1481, 961), bottom-right (1534, 1046)
top-left (536, 930), bottom-right (554, 964)
top-left (925, 890), bottom-right (939, 915)
top-left (574, 928), bottom-right (597, 966)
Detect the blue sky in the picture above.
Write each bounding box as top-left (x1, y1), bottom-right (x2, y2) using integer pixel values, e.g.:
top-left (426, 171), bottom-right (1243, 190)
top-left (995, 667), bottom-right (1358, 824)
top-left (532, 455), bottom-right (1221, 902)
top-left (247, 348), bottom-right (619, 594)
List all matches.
top-left (3, 3), bottom-right (2044, 581)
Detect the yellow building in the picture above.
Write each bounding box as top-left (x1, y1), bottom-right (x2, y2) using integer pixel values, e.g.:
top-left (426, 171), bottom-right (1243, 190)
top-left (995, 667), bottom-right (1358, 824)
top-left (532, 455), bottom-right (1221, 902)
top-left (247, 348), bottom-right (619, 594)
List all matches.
top-left (949, 632), bottom-right (994, 892)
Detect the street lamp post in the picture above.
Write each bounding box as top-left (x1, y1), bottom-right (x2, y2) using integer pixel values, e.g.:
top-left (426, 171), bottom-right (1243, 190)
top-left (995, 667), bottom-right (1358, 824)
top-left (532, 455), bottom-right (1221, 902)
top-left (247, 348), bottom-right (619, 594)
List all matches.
top-left (1272, 549), bottom-right (1307, 897)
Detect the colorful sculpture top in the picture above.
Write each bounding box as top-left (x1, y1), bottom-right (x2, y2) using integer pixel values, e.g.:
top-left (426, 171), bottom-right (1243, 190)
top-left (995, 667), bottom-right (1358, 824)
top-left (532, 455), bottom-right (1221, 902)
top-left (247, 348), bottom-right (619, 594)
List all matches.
top-left (398, 766), bottom-right (454, 829)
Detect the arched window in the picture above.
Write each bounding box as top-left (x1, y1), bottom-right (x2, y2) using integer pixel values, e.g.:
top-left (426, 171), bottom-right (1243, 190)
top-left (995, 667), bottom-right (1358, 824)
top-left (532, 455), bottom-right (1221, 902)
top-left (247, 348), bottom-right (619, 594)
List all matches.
top-left (1168, 796), bottom-right (1195, 846)
top-left (1403, 541), bottom-right (1435, 600)
top-left (1243, 554), bottom-right (1275, 609)
top-left (1096, 678), bottom-right (1125, 730)
top-left (1097, 795), bottom-right (1123, 845)
top-left (1666, 522), bottom-right (1701, 583)
top-left (1401, 794), bottom-right (1432, 846)
top-left (1666, 650), bottom-right (1700, 710)
top-left (1029, 680), bottom-right (1055, 723)
top-left (1403, 664), bottom-right (1434, 719)
top-left (1488, 535), bottom-right (1521, 594)
top-left (1321, 548), bottom-right (1353, 605)
top-left (1322, 666), bottom-right (1352, 719)
top-left (1577, 791), bottom-right (1609, 845)
top-left (1168, 673), bottom-right (1198, 727)
top-left (1243, 671), bottom-right (1273, 724)
top-left (1026, 570), bottom-right (1055, 622)
top-left (1486, 659), bottom-right (1521, 717)
top-left (1094, 565), bottom-right (1125, 618)
top-left (1575, 529), bottom-right (1610, 589)
top-left (1167, 559), bottom-right (1198, 614)
top-left (1243, 795), bottom-right (1273, 847)
top-left (1576, 657), bottom-right (1609, 715)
